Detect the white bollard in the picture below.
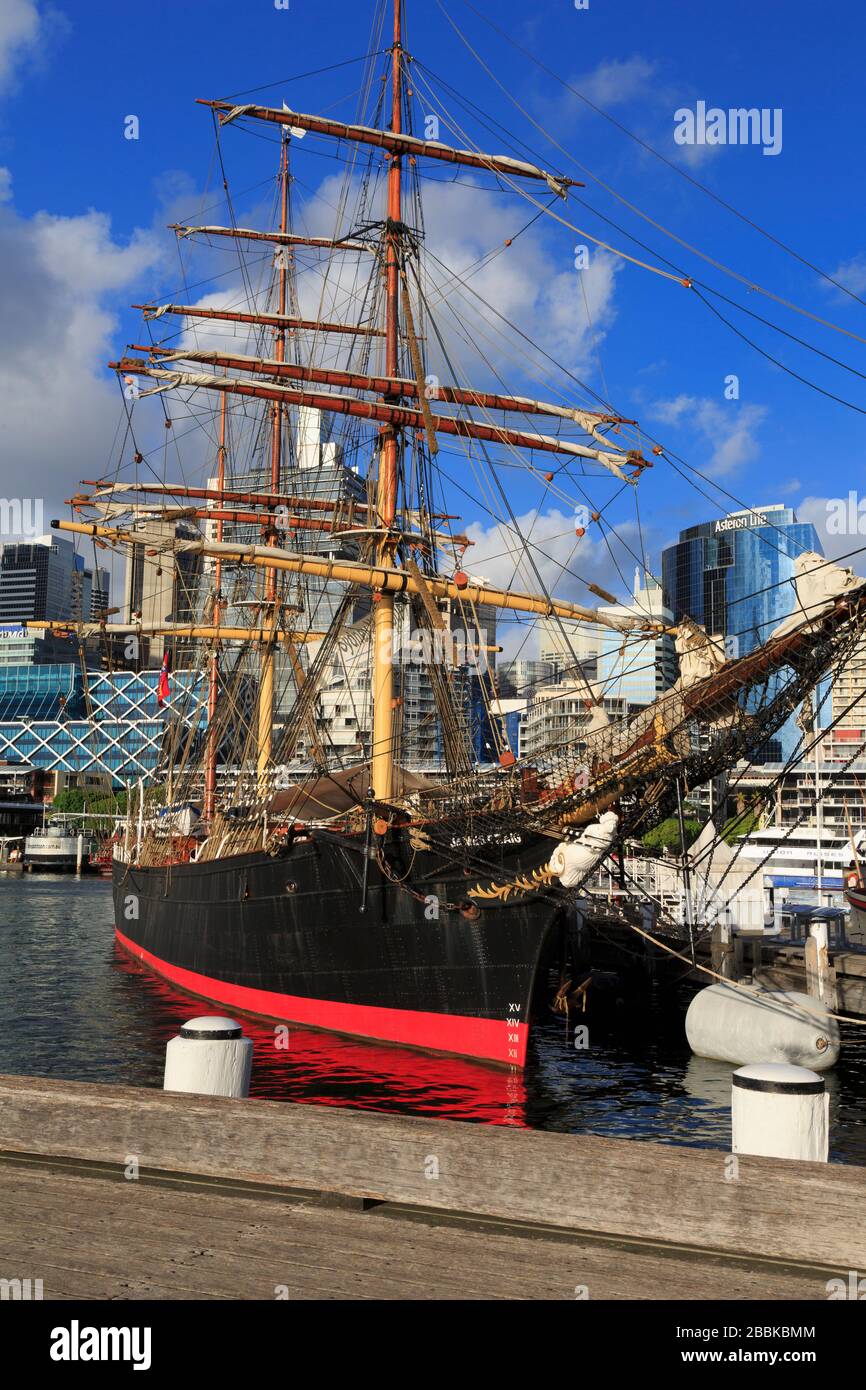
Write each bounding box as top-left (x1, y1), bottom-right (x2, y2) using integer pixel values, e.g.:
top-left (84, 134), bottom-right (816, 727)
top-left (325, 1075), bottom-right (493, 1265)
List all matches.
top-left (732, 1062), bottom-right (828, 1163)
top-left (76, 834), bottom-right (84, 872)
top-left (163, 1016), bottom-right (253, 1098)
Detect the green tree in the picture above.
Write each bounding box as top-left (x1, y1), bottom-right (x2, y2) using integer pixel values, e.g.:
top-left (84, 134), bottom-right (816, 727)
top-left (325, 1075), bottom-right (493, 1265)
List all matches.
top-left (51, 788), bottom-right (87, 814)
top-left (641, 815), bottom-right (702, 854)
top-left (721, 806), bottom-right (761, 844)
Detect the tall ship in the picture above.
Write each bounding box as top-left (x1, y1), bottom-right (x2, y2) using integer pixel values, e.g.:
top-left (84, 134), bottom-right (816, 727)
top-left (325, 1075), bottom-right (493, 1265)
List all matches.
top-left (39, 1), bottom-right (866, 1065)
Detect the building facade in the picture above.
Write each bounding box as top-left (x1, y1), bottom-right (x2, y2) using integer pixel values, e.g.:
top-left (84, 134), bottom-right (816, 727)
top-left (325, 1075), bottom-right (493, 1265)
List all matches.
top-left (522, 682), bottom-right (628, 761)
top-left (662, 505), bottom-right (821, 760)
top-left (0, 535), bottom-right (76, 623)
top-left (594, 571), bottom-right (677, 707)
top-left (123, 520), bottom-right (202, 668)
top-left (0, 667), bottom-right (207, 782)
top-left (497, 658), bottom-right (559, 699)
top-left (71, 556), bottom-right (111, 623)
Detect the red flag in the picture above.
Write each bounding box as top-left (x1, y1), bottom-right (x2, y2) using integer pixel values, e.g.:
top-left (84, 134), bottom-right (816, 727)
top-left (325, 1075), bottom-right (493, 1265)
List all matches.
top-left (157, 650), bottom-right (170, 706)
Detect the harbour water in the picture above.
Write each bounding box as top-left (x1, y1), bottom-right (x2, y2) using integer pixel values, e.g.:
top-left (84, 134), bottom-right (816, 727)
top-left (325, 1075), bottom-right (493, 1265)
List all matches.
top-left (4, 872), bottom-right (866, 1162)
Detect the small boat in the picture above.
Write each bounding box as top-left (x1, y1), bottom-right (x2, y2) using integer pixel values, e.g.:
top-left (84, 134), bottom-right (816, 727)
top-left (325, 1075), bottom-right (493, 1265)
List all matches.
top-left (0, 836), bottom-right (24, 872)
top-left (23, 819), bottom-right (96, 873)
top-left (843, 879), bottom-right (866, 946)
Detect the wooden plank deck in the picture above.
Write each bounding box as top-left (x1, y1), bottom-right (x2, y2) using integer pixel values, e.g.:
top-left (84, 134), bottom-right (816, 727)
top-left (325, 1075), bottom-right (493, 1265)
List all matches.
top-left (0, 1074), bottom-right (862, 1300)
top-left (0, 1154), bottom-right (840, 1301)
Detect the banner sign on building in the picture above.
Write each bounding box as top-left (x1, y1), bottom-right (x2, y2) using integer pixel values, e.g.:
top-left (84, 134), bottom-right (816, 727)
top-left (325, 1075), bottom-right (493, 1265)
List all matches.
top-left (713, 511), bottom-right (772, 534)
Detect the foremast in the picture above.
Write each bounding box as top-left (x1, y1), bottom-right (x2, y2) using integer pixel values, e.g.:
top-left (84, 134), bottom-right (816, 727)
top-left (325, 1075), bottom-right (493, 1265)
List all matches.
top-left (258, 132), bottom-right (291, 787)
top-left (371, 0), bottom-right (405, 804)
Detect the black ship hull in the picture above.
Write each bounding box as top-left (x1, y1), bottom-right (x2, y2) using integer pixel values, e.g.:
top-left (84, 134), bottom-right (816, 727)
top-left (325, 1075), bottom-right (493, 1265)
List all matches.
top-left (112, 826), bottom-right (565, 1066)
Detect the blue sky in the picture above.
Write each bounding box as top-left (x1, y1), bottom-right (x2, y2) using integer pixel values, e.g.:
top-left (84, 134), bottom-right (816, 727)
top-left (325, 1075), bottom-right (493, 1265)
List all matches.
top-left (2, 0), bottom-right (866, 609)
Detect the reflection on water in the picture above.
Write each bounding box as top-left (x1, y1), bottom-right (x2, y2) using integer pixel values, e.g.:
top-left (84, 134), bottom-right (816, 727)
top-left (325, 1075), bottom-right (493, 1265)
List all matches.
top-left (2, 874), bottom-right (865, 1161)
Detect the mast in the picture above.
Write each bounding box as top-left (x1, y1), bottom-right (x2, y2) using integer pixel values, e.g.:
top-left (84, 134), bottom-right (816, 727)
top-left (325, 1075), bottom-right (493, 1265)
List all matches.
top-left (136, 303), bottom-right (384, 337)
top-left (371, 0), bottom-right (404, 804)
top-left (257, 133), bottom-right (290, 785)
top-left (204, 384), bottom-right (226, 821)
top-left (115, 358), bottom-right (645, 478)
top-left (53, 518), bottom-right (663, 632)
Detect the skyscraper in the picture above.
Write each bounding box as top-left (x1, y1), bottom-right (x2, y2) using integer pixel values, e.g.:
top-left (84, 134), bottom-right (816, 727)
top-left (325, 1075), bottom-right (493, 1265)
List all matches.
top-left (594, 571), bottom-right (677, 707)
top-left (0, 534), bottom-right (76, 623)
top-left (123, 521), bottom-right (202, 668)
top-left (662, 505), bottom-right (821, 760)
top-left (209, 406), bottom-right (369, 717)
top-left (534, 571), bottom-right (675, 709)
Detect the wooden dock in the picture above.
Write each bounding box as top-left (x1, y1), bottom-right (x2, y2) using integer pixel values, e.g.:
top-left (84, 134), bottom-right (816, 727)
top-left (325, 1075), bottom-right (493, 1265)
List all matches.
top-left (586, 904), bottom-right (866, 1016)
top-left (756, 943), bottom-right (866, 1014)
top-left (0, 1074), bottom-right (864, 1300)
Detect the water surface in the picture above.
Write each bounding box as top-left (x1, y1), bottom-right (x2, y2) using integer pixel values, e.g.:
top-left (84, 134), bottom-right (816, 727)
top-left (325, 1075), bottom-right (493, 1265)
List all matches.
top-left (2, 873), bottom-right (864, 1162)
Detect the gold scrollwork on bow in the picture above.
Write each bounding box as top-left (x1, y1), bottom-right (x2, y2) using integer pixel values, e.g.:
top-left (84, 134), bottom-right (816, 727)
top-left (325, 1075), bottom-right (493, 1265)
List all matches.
top-left (467, 864), bottom-right (557, 903)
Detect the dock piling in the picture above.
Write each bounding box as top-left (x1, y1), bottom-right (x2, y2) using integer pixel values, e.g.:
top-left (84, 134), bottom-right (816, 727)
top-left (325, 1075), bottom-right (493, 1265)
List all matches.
top-left (805, 920), bottom-right (838, 1009)
top-left (163, 1016), bottom-right (253, 1099)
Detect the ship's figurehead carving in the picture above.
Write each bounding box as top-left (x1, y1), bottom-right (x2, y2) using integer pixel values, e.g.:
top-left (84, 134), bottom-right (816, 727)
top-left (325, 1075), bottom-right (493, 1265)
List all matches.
top-left (549, 811), bottom-right (620, 888)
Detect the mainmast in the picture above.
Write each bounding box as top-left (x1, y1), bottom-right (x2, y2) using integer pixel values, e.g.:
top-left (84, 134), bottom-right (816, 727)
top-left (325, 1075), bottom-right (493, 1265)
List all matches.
top-left (371, 0), bottom-right (404, 804)
top-left (258, 133), bottom-right (291, 784)
top-left (203, 385), bottom-right (226, 821)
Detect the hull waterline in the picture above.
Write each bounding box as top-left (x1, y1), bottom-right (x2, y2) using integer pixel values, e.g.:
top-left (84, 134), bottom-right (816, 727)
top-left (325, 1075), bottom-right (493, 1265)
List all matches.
top-left (112, 828), bottom-right (565, 1067)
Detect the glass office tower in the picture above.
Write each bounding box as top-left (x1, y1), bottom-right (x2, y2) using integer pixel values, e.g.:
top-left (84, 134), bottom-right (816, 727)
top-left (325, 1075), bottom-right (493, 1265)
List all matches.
top-left (661, 506), bottom-right (822, 761)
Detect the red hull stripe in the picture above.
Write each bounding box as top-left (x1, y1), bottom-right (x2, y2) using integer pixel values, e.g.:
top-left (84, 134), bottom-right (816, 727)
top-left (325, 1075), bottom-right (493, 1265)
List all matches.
top-left (115, 927), bottom-right (528, 1067)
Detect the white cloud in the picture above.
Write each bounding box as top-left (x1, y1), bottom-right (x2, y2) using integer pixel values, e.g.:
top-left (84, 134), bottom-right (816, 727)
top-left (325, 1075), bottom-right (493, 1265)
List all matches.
top-left (671, 137), bottom-right (726, 170)
top-left (537, 55), bottom-right (656, 134)
top-left (829, 256), bottom-right (866, 298)
top-left (0, 0), bottom-right (43, 92)
top-left (653, 393), bottom-right (767, 478)
top-left (571, 57), bottom-right (656, 110)
top-left (465, 506), bottom-right (657, 659)
top-left (796, 494), bottom-right (866, 572)
top-left (0, 195), bottom-right (164, 525)
top-left (0, 167), bottom-right (10, 202)
top-left (283, 172), bottom-right (622, 384)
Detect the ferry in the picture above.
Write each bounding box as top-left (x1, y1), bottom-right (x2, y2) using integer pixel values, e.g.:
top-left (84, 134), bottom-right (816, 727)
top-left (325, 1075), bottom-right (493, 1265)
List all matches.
top-left (23, 819), bottom-right (96, 873)
top-left (732, 823), bottom-right (866, 897)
